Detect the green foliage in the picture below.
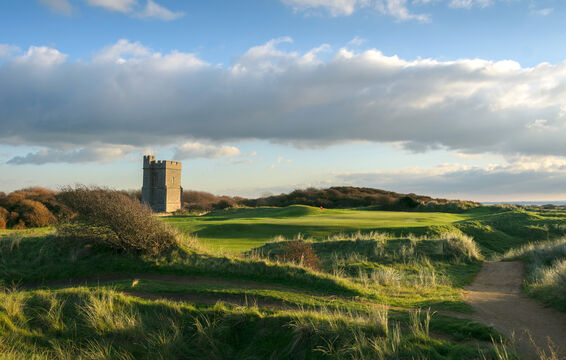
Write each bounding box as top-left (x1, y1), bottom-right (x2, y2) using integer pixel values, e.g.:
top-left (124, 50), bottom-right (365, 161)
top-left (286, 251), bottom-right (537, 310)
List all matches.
top-left (58, 186), bottom-right (179, 255)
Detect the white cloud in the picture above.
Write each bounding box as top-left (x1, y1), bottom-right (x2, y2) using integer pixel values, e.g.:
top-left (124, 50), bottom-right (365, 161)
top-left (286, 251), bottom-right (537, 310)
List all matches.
top-left (94, 39), bottom-right (206, 69)
top-left (174, 142), bottom-right (241, 159)
top-left (347, 36), bottom-right (367, 46)
top-left (4, 39), bottom-right (566, 163)
top-left (39, 0), bottom-right (73, 15)
top-left (39, 0), bottom-right (184, 21)
top-left (7, 145), bottom-right (134, 165)
top-left (530, 7), bottom-right (553, 16)
top-left (93, 39), bottom-right (151, 63)
top-left (15, 46), bottom-right (67, 67)
top-left (376, 0), bottom-right (430, 22)
top-left (282, 0), bottom-right (514, 20)
top-left (281, 0), bottom-right (368, 16)
top-left (448, 0), bottom-right (492, 9)
top-left (86, 0), bottom-right (137, 13)
top-left (136, 0), bottom-right (185, 20)
top-left (277, 156), bottom-right (293, 163)
top-left (336, 156), bottom-right (566, 199)
top-left (0, 44), bottom-right (21, 59)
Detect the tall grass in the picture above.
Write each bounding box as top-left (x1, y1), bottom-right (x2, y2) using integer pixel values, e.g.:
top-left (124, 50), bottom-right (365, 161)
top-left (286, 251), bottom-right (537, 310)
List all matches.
top-left (439, 231), bottom-right (483, 261)
top-left (504, 238), bottom-right (566, 311)
top-left (0, 287), bottom-right (492, 359)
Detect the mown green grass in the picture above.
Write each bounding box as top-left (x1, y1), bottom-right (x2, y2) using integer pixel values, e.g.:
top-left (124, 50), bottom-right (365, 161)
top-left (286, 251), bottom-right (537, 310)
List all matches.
top-left (163, 205), bottom-right (495, 253)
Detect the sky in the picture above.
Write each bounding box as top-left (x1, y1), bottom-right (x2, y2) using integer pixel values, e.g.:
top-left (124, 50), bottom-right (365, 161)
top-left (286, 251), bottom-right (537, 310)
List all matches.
top-left (1, 0), bottom-right (566, 201)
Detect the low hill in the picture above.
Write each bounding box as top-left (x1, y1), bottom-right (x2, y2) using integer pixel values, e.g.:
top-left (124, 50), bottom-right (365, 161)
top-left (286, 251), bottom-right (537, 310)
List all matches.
top-left (241, 186), bottom-right (478, 211)
top-left (182, 186), bottom-right (479, 212)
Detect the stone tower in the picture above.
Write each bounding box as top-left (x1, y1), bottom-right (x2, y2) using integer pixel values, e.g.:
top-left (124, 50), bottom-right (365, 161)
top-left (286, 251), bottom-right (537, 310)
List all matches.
top-left (141, 155), bottom-right (183, 213)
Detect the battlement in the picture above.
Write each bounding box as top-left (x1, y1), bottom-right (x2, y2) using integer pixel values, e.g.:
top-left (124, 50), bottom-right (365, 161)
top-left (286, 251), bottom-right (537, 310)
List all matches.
top-left (143, 155), bottom-right (182, 169)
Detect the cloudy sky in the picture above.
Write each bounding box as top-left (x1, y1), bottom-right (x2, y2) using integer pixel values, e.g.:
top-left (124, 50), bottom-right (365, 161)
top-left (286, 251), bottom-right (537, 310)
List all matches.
top-left (1, 0), bottom-right (566, 201)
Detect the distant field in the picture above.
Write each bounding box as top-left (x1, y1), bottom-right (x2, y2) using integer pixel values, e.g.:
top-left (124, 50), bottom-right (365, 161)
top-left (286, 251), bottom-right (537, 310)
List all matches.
top-left (163, 205), bottom-right (494, 252)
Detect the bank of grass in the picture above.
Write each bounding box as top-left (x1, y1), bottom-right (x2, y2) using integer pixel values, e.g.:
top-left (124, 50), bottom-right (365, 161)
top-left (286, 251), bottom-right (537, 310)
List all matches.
top-left (3, 200), bottom-right (543, 358)
top-left (504, 238), bottom-right (566, 312)
top-left (0, 232), bottom-right (363, 298)
top-left (163, 205), bottom-right (489, 253)
top-left (0, 231), bottom-right (478, 311)
top-left (163, 205), bottom-right (566, 255)
top-left (246, 231), bottom-right (483, 312)
top-left (0, 287), bottom-right (503, 359)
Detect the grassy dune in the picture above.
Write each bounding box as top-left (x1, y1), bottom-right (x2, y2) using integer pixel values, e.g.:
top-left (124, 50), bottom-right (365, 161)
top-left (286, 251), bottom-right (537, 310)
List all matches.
top-left (164, 205), bottom-right (494, 252)
top-left (3, 201), bottom-right (566, 358)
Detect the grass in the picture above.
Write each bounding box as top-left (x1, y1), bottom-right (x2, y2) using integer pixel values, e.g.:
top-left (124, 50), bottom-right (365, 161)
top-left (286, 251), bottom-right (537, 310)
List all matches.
top-left (0, 287), bottom-right (502, 359)
top-left (163, 205), bottom-right (496, 253)
top-left (503, 238), bottom-right (566, 312)
top-left (6, 203), bottom-right (561, 358)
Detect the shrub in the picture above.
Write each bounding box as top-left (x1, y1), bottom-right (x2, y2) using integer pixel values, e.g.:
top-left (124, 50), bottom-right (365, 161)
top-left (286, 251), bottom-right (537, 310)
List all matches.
top-left (14, 199), bottom-right (57, 228)
top-left (182, 190), bottom-right (241, 212)
top-left (58, 186), bottom-right (178, 255)
top-left (276, 240), bottom-right (322, 270)
top-left (0, 207), bottom-right (7, 229)
top-left (0, 187), bottom-right (71, 228)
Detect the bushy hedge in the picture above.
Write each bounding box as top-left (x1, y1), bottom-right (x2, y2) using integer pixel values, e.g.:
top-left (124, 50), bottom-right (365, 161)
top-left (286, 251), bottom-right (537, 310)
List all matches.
top-left (58, 186), bottom-right (178, 255)
top-left (0, 187), bottom-right (67, 228)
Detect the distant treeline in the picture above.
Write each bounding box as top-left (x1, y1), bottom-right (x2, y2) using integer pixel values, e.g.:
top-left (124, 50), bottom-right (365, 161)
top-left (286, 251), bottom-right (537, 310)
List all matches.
top-left (0, 186), bottom-right (478, 229)
top-left (181, 186), bottom-right (479, 213)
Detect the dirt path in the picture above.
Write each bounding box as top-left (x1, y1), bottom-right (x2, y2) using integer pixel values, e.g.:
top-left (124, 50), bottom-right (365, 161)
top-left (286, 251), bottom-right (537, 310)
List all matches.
top-left (463, 261), bottom-right (566, 359)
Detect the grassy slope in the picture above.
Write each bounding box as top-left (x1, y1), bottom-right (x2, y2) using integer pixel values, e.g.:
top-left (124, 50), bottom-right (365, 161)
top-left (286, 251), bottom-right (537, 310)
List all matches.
top-left (0, 232), bottom-right (501, 359)
top-left (164, 205), bottom-right (494, 253)
top-left (0, 287), bottom-right (499, 360)
top-left (6, 205), bottom-right (564, 358)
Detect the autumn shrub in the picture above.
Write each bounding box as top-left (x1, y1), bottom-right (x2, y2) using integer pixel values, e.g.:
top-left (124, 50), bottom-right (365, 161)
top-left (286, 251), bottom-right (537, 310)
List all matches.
top-left (0, 206), bottom-right (7, 229)
top-left (15, 199), bottom-right (57, 227)
top-left (182, 190), bottom-right (241, 211)
top-left (0, 187), bottom-right (71, 228)
top-left (58, 186), bottom-right (178, 255)
top-left (276, 240), bottom-right (322, 270)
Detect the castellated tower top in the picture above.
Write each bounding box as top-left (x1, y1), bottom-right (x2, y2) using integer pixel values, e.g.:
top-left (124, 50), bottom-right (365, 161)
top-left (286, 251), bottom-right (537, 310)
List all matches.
top-left (141, 155), bottom-right (183, 213)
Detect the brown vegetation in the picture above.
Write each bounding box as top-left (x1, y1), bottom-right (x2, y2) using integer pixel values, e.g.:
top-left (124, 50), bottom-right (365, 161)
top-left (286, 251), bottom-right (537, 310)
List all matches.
top-left (242, 186), bottom-right (477, 211)
top-left (182, 190), bottom-right (243, 212)
top-left (0, 187), bottom-right (68, 229)
top-left (275, 240), bottom-right (323, 270)
top-left (0, 206), bottom-right (7, 229)
top-left (178, 187), bottom-right (476, 213)
top-left (57, 186), bottom-right (178, 255)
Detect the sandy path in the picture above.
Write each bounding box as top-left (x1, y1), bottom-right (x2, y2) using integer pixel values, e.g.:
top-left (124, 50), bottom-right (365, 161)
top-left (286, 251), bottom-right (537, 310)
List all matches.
top-left (463, 261), bottom-right (566, 359)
